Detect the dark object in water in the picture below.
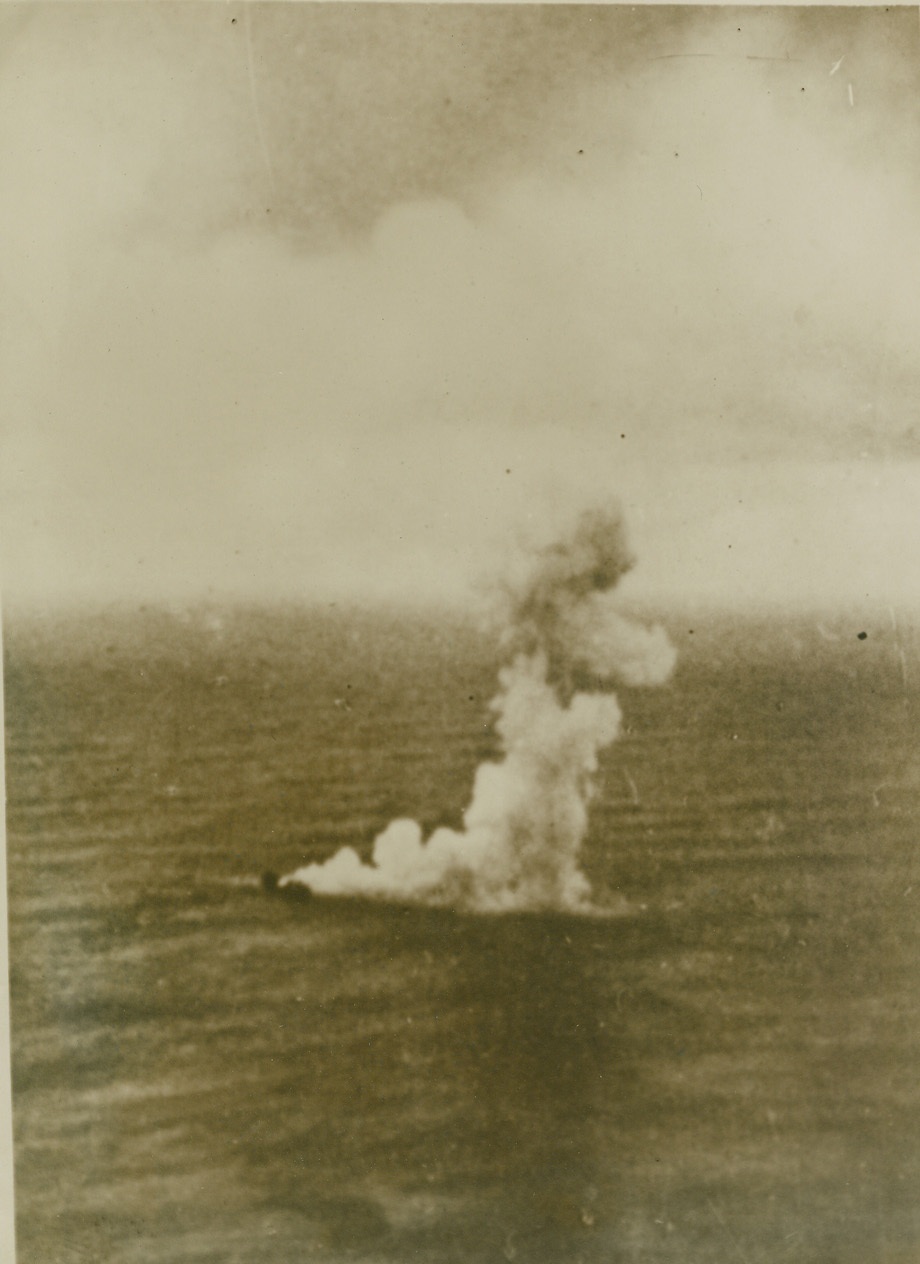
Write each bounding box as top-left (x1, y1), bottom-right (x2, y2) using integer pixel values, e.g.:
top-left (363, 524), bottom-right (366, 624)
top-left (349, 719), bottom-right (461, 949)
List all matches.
top-left (261, 870), bottom-right (312, 899)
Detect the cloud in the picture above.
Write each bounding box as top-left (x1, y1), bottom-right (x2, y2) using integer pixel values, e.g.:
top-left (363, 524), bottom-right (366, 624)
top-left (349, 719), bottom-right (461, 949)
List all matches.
top-left (1, 7), bottom-right (918, 607)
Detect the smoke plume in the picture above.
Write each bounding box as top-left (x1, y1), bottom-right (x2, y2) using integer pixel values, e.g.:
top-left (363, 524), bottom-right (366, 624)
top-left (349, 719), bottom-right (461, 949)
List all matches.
top-left (282, 507), bottom-right (675, 913)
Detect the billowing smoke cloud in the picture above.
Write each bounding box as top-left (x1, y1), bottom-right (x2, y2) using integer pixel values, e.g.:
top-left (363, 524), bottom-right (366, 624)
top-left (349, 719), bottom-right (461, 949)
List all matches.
top-left (282, 508), bottom-right (675, 914)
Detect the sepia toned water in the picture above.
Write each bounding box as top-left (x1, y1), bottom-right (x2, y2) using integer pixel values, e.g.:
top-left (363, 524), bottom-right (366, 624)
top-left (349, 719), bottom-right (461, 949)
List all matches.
top-left (5, 606), bottom-right (920, 1263)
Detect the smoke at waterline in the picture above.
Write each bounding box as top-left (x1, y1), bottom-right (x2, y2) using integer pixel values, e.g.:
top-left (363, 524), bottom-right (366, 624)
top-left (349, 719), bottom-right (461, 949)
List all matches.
top-left (282, 507), bottom-right (676, 913)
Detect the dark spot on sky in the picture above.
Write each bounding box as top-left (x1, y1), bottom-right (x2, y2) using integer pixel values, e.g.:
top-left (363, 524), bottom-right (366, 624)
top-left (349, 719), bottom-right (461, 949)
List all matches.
top-left (857, 631), bottom-right (868, 640)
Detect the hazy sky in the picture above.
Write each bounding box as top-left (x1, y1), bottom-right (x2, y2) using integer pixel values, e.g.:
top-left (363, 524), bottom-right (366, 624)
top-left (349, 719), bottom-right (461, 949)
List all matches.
top-left (2, 4), bottom-right (919, 610)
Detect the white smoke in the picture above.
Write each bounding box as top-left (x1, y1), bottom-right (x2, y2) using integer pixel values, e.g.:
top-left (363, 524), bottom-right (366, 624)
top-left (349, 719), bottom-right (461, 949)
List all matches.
top-left (282, 507), bottom-right (675, 913)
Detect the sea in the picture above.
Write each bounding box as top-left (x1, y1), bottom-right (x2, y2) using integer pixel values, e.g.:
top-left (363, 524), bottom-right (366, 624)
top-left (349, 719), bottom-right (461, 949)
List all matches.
top-left (4, 603), bottom-right (919, 1264)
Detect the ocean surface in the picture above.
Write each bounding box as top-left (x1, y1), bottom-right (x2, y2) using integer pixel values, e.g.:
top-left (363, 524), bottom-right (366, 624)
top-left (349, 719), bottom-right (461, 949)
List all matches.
top-left (5, 604), bottom-right (919, 1263)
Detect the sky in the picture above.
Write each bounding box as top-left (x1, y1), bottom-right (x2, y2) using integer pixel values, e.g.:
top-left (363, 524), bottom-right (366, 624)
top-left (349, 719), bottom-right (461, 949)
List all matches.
top-left (1, 3), bottom-right (919, 612)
